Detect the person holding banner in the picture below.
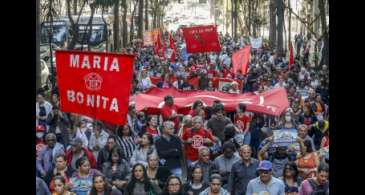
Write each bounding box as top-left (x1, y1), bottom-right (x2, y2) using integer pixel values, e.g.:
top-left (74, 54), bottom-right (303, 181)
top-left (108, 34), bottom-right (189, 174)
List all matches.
top-left (161, 96), bottom-right (181, 131)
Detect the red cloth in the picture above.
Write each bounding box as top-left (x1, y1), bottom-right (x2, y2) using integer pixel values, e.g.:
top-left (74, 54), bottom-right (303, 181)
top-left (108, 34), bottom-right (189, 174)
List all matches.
top-left (66, 147), bottom-right (97, 169)
top-left (182, 128), bottom-right (215, 161)
top-left (234, 113), bottom-right (252, 133)
top-left (146, 126), bottom-right (159, 137)
top-left (161, 104), bottom-right (180, 130)
top-left (188, 109), bottom-right (198, 117)
top-left (232, 46), bottom-right (251, 75)
top-left (289, 41), bottom-right (294, 69)
top-left (169, 33), bottom-right (176, 63)
top-left (55, 50), bottom-right (134, 125)
top-left (207, 69), bottom-right (218, 79)
top-left (182, 25), bottom-right (221, 53)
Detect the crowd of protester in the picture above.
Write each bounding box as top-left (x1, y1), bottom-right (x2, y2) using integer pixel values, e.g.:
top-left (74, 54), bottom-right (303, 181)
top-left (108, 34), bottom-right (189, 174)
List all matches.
top-left (36, 30), bottom-right (329, 195)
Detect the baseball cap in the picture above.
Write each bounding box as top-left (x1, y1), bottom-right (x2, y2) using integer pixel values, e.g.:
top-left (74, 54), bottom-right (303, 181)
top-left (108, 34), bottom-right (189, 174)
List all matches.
top-left (257, 160), bottom-right (272, 171)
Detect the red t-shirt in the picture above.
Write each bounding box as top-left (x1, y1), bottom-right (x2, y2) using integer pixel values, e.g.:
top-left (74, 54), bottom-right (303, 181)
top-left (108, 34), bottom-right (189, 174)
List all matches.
top-left (161, 104), bottom-right (180, 130)
top-left (146, 126), bottom-right (159, 137)
top-left (207, 69), bottom-right (217, 79)
top-left (182, 128), bottom-right (215, 161)
top-left (234, 113), bottom-right (252, 133)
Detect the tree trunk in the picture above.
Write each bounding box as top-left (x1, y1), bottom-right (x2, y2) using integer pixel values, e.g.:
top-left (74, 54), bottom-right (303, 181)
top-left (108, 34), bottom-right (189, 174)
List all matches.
top-left (101, 7), bottom-right (109, 52)
top-left (276, 0), bottom-right (284, 57)
top-left (86, 4), bottom-right (96, 51)
top-left (73, 0), bottom-right (77, 15)
top-left (138, 0), bottom-right (144, 39)
top-left (234, 0), bottom-right (238, 41)
top-left (319, 0), bottom-right (328, 66)
top-left (130, 1), bottom-right (138, 44)
top-left (113, 0), bottom-right (120, 51)
top-left (145, 0), bottom-right (149, 30)
top-left (288, 0), bottom-right (291, 45)
top-left (36, 0), bottom-right (41, 90)
top-left (122, 0), bottom-right (128, 47)
top-left (252, 0), bottom-right (257, 37)
top-left (231, 0), bottom-right (234, 38)
top-left (269, 0), bottom-right (276, 50)
top-left (67, 0), bottom-right (86, 50)
top-left (248, 0), bottom-right (252, 36)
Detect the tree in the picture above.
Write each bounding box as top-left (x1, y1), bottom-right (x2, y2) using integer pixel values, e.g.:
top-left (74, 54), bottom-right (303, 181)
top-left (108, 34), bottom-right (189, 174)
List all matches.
top-left (145, 0), bottom-right (149, 30)
top-left (66, 0), bottom-right (87, 50)
top-left (130, 0), bottom-right (139, 44)
top-left (276, 0), bottom-right (284, 57)
top-left (269, 0), bottom-right (276, 50)
top-left (113, 0), bottom-right (120, 51)
top-left (122, 0), bottom-right (128, 47)
top-left (319, 0), bottom-right (328, 66)
top-left (138, 0), bottom-right (144, 39)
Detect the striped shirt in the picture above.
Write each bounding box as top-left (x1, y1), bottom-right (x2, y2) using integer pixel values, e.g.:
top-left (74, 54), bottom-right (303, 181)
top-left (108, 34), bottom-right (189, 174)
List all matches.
top-left (116, 136), bottom-right (137, 162)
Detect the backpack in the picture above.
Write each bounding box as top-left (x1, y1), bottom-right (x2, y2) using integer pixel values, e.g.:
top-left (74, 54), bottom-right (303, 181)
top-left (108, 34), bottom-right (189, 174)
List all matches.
top-left (308, 179), bottom-right (329, 195)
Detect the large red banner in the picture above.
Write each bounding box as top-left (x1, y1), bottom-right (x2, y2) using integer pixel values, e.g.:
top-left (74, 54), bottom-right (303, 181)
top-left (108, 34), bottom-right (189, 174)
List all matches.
top-left (134, 87), bottom-right (289, 116)
top-left (55, 50), bottom-right (135, 125)
top-left (182, 25), bottom-right (221, 53)
top-left (232, 46), bottom-right (251, 75)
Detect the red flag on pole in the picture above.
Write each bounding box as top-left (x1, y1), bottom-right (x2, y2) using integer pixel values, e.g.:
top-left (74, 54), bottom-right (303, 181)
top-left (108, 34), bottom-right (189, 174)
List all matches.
top-left (232, 45), bottom-right (251, 75)
top-left (288, 41), bottom-right (294, 70)
top-left (154, 31), bottom-right (161, 55)
top-left (55, 50), bottom-right (135, 125)
top-left (182, 25), bottom-right (221, 53)
top-left (169, 33), bottom-right (176, 63)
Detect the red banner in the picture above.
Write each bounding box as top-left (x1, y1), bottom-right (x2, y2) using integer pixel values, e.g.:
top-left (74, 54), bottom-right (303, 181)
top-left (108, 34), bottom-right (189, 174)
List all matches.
top-left (288, 41), bottom-right (294, 70)
top-left (232, 46), bottom-right (251, 75)
top-left (55, 50), bottom-right (135, 125)
top-left (135, 87), bottom-right (289, 116)
top-left (182, 25), bottom-right (221, 53)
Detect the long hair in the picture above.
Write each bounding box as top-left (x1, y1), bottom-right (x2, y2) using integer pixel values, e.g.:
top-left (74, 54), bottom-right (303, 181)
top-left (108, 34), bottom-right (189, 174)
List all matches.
top-left (162, 175), bottom-right (184, 195)
top-left (282, 162), bottom-right (299, 182)
top-left (126, 163), bottom-right (155, 194)
top-left (188, 165), bottom-right (204, 183)
top-left (89, 174), bottom-right (113, 195)
top-left (107, 147), bottom-right (124, 164)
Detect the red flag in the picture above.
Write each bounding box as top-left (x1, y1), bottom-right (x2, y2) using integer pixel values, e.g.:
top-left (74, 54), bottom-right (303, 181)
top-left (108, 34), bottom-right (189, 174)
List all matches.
top-left (135, 87), bottom-right (289, 116)
top-left (288, 41), bottom-right (294, 69)
top-left (232, 46), bottom-right (251, 75)
top-left (161, 38), bottom-right (166, 60)
top-left (169, 33), bottom-right (176, 63)
top-left (154, 31), bottom-right (161, 55)
top-left (55, 50), bottom-right (135, 125)
top-left (182, 25), bottom-right (221, 53)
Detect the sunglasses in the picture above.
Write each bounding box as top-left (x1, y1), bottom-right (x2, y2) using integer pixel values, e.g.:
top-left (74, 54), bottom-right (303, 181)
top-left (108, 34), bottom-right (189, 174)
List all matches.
top-left (259, 170), bottom-right (271, 174)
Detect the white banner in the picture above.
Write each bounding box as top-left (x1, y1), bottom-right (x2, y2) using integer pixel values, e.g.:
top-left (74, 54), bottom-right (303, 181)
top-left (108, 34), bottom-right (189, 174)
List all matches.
top-left (250, 37), bottom-right (263, 49)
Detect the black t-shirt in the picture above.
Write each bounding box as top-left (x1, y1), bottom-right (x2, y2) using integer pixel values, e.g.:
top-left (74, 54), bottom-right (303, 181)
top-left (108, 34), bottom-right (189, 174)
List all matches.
top-left (183, 182), bottom-right (209, 195)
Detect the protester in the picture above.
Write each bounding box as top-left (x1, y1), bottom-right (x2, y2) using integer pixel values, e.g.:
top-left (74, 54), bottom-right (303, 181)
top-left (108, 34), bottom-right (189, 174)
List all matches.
top-left (206, 104), bottom-right (232, 144)
top-left (246, 160), bottom-right (285, 195)
top-left (52, 176), bottom-right (75, 195)
top-left (184, 165), bottom-right (209, 195)
top-left (155, 121), bottom-right (184, 178)
top-left (88, 174), bottom-right (123, 195)
top-left (189, 146), bottom-right (218, 185)
top-left (213, 141), bottom-right (240, 187)
top-left (37, 176), bottom-right (51, 195)
top-left (66, 137), bottom-right (97, 170)
top-left (37, 93), bottom-right (53, 130)
top-left (45, 154), bottom-right (74, 192)
top-left (125, 163), bottom-right (162, 195)
top-left (96, 135), bottom-right (121, 170)
top-left (131, 133), bottom-right (157, 167)
top-left (69, 157), bottom-right (102, 195)
top-left (228, 145), bottom-right (259, 195)
top-left (47, 106), bottom-right (70, 147)
top-left (162, 175), bottom-right (188, 195)
top-left (298, 163), bottom-right (329, 195)
top-left (115, 124), bottom-right (137, 162)
top-left (295, 140), bottom-right (320, 180)
top-left (280, 162), bottom-right (300, 195)
top-left (182, 116), bottom-right (215, 165)
top-left (101, 147), bottom-right (130, 190)
top-left (89, 121), bottom-right (109, 159)
top-left (199, 174), bottom-right (230, 195)
top-left (146, 153), bottom-right (172, 189)
top-left (37, 133), bottom-right (65, 178)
